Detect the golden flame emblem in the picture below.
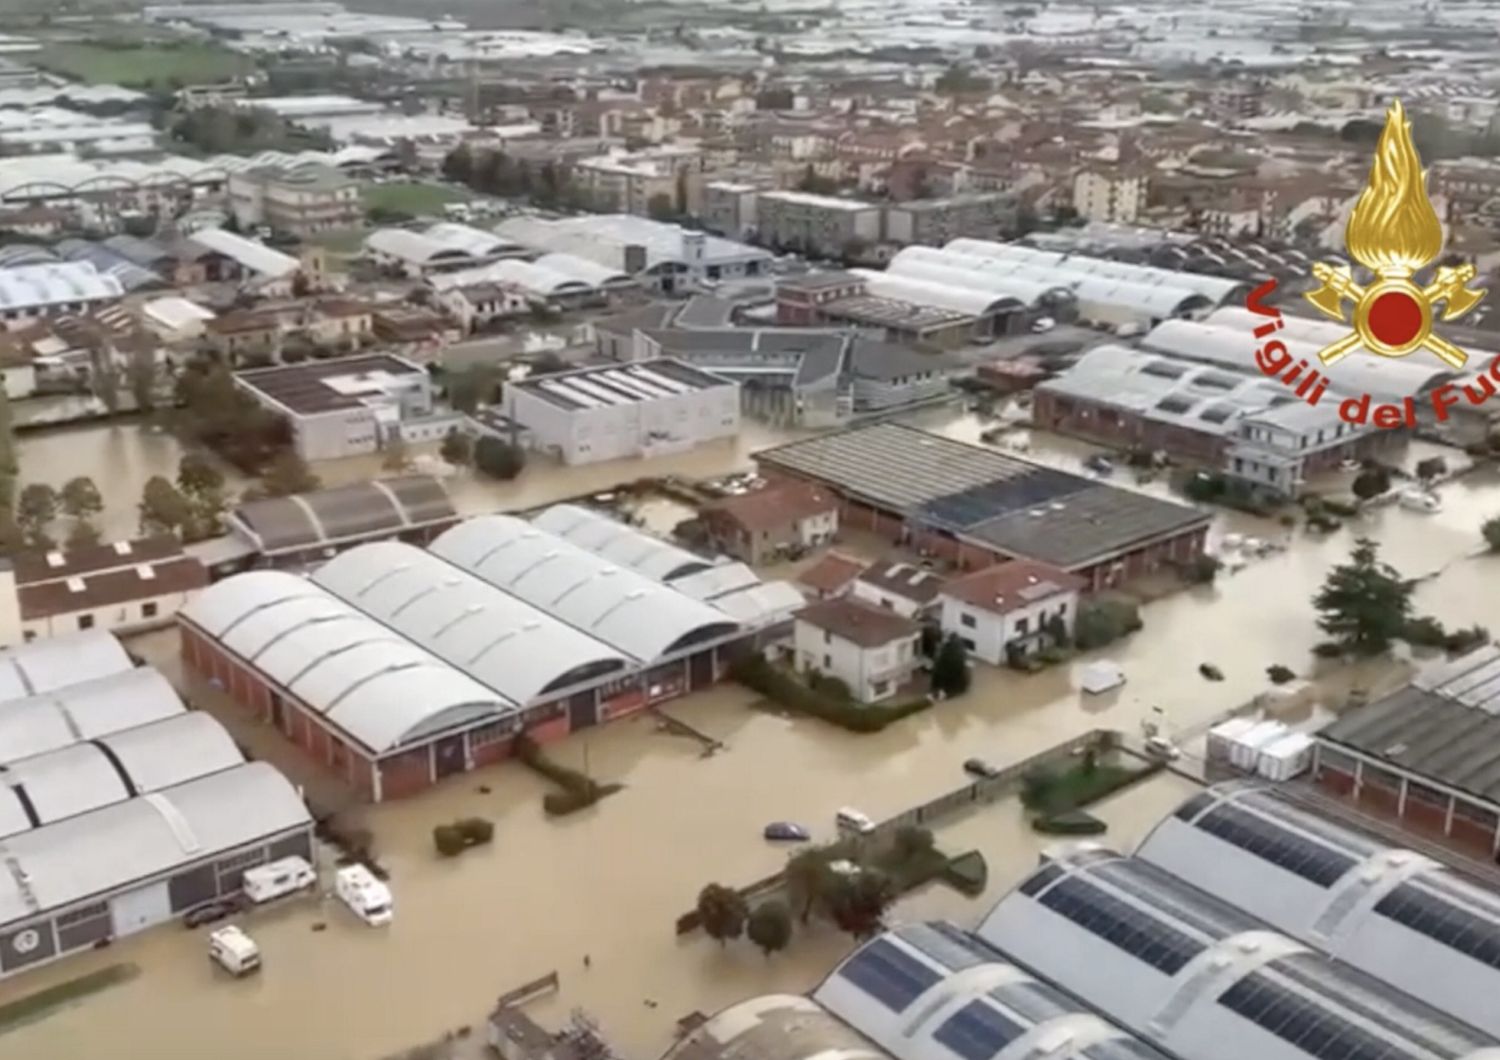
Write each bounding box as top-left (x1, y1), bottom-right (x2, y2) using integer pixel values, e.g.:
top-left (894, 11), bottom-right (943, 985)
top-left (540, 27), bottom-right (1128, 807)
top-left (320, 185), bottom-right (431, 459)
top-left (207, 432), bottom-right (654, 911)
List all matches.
top-left (1304, 99), bottom-right (1484, 368)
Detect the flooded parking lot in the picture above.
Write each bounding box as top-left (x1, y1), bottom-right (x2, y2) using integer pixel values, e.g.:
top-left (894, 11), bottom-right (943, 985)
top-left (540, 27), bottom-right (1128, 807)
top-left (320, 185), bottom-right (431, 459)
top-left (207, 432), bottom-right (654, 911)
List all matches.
top-left (7, 405), bottom-right (1500, 1059)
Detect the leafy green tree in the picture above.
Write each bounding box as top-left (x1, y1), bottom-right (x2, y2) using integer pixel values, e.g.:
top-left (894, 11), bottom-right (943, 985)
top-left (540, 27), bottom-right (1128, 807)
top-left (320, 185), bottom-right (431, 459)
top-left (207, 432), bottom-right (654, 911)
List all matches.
top-left (647, 192), bottom-right (677, 221)
top-left (440, 428), bottom-right (473, 467)
top-left (746, 900), bottom-right (792, 957)
top-left (446, 365), bottom-right (500, 414)
top-left (259, 450), bottom-right (321, 498)
top-left (128, 347), bottom-right (158, 413)
top-left (0, 387), bottom-right (17, 512)
top-left (932, 634), bottom-right (971, 697)
top-left (60, 477), bottom-right (103, 522)
top-left (785, 848), bottom-right (833, 923)
top-left (1484, 515), bottom-right (1500, 552)
top-left (0, 511), bottom-right (24, 556)
top-left (16, 483), bottom-right (58, 548)
top-left (474, 436), bottom-right (525, 481)
top-left (139, 476), bottom-right (193, 537)
top-left (177, 452), bottom-right (224, 499)
top-left (1313, 538), bottom-right (1413, 657)
top-left (66, 519), bottom-right (101, 549)
top-left (891, 825), bottom-right (935, 863)
top-left (696, 883), bottom-right (748, 946)
top-left (1416, 456), bottom-right (1448, 483)
top-left (824, 869), bottom-right (895, 939)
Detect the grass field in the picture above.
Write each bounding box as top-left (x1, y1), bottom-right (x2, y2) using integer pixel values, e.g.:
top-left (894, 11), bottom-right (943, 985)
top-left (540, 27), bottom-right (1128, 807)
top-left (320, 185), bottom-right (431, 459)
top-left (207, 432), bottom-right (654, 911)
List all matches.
top-left (362, 181), bottom-right (470, 218)
top-left (34, 43), bottom-right (253, 90)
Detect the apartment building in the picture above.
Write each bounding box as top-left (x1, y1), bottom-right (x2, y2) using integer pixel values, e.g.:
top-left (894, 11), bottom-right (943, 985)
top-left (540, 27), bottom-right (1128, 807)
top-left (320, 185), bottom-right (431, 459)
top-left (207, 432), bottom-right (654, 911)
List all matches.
top-left (702, 180), bottom-right (762, 239)
top-left (576, 145), bottom-right (703, 216)
top-left (228, 164), bottom-right (363, 238)
top-left (883, 193), bottom-right (1017, 247)
top-left (1072, 166), bottom-right (1148, 224)
top-left (755, 190), bottom-right (883, 258)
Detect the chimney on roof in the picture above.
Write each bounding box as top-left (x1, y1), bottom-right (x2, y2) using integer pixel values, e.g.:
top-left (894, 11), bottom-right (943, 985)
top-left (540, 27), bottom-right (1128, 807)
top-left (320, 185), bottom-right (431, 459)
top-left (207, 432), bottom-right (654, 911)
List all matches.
top-left (113, 541), bottom-right (132, 556)
top-left (44, 551), bottom-right (64, 568)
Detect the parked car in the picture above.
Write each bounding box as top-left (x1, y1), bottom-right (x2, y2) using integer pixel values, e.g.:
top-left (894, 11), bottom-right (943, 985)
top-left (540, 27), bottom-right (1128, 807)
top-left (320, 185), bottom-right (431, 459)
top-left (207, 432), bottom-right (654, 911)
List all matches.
top-left (184, 902), bottom-right (234, 929)
top-left (835, 807), bottom-right (877, 834)
top-left (1084, 454), bottom-right (1115, 476)
top-left (963, 757), bottom-right (1002, 779)
top-left (763, 821), bottom-right (811, 842)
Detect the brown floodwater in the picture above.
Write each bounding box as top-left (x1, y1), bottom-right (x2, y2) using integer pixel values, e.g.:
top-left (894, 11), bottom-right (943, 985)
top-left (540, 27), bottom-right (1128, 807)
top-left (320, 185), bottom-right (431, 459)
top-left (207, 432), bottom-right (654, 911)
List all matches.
top-left (5, 409), bottom-right (1500, 1060)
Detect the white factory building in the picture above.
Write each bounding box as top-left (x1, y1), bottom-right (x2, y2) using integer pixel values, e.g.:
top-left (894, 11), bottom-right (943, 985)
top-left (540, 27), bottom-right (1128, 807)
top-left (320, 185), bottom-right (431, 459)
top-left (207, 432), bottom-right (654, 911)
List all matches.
top-left (813, 920), bottom-right (1173, 1060)
top-left (0, 261), bottom-right (123, 327)
top-left (0, 631), bottom-right (311, 979)
top-left (976, 847), bottom-right (1500, 1060)
top-left (502, 358), bottom-right (739, 466)
top-left (1138, 781), bottom-right (1500, 1039)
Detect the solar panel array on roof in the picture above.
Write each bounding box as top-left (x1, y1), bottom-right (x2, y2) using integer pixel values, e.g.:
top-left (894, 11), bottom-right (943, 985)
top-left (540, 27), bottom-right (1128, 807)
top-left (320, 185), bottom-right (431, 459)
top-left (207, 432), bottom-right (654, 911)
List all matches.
top-left (1035, 875), bottom-right (1204, 975)
top-left (934, 1000), bottom-right (1028, 1060)
top-left (838, 937), bottom-right (943, 1012)
top-left (919, 467), bottom-right (1088, 530)
top-left (1155, 395), bottom-right (1194, 414)
top-left (1194, 803), bottom-right (1358, 887)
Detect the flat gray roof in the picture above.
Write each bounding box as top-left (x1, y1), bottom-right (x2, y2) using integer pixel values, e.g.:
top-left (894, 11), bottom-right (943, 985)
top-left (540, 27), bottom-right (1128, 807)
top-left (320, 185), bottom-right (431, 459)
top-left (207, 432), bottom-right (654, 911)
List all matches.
top-left (1321, 646), bottom-right (1500, 805)
top-left (757, 423), bottom-right (1208, 569)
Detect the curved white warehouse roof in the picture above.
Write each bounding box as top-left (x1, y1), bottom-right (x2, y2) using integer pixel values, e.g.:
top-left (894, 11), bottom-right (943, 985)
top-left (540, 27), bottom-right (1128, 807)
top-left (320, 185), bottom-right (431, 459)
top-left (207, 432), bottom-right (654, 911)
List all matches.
top-left (814, 920), bottom-right (1170, 1060)
top-left (0, 762), bottom-right (310, 929)
top-left (531, 504), bottom-right (713, 582)
top-left (430, 516), bottom-right (740, 662)
top-left (1139, 782), bottom-right (1500, 1038)
top-left (0, 712), bottom-right (242, 839)
top-left (946, 237), bottom-right (1246, 304)
top-left (0, 666), bottom-right (184, 764)
top-left (850, 269), bottom-right (1014, 317)
top-left (535, 252), bottom-right (632, 288)
top-left (363, 227), bottom-right (474, 267)
top-left (0, 629), bottom-right (134, 704)
top-left (182, 570), bottom-right (511, 754)
top-left (482, 258), bottom-right (593, 297)
top-left (663, 994), bottom-right (891, 1060)
top-left (312, 541), bottom-right (629, 704)
top-left (889, 246), bottom-right (1078, 307)
top-left (1143, 317), bottom-right (1452, 402)
top-left (978, 847), bottom-right (1500, 1060)
top-left (0, 261), bottom-right (124, 313)
top-left (424, 221), bottom-right (519, 259)
top-left (1068, 274), bottom-right (1210, 320)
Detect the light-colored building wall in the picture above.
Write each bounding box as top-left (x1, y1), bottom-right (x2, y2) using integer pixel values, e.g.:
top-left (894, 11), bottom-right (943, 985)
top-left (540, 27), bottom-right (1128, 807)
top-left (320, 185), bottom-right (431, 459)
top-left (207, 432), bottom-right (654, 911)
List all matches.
top-left (1073, 169), bottom-right (1147, 224)
top-left (939, 589), bottom-right (1079, 666)
top-left (792, 620), bottom-right (918, 703)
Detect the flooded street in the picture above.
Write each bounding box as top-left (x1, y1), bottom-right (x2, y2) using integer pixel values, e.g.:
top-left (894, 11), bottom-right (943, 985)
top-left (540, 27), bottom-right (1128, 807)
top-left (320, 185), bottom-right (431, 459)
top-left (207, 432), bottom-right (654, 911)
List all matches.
top-left (5, 404), bottom-right (1500, 1060)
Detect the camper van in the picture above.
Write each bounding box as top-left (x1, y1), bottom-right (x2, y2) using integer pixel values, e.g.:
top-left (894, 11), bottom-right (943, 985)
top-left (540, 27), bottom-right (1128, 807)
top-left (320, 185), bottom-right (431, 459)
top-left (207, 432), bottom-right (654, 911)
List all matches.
top-left (242, 856), bottom-right (316, 904)
top-left (835, 807), bottom-right (877, 835)
top-left (335, 865), bottom-right (393, 926)
top-left (208, 925), bottom-right (261, 977)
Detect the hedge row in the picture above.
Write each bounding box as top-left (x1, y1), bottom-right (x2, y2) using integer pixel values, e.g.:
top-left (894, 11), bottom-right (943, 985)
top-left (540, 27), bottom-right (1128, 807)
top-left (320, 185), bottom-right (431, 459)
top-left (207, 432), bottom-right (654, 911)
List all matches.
top-left (515, 732), bottom-right (619, 816)
top-left (731, 656), bottom-right (929, 733)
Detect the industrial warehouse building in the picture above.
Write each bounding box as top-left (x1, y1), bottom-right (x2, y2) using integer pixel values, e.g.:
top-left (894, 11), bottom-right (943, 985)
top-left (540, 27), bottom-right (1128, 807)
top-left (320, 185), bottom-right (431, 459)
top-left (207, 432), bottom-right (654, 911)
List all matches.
top-left (1314, 645), bottom-right (1500, 861)
top-left (976, 847), bottom-right (1500, 1060)
top-left (222, 473), bottom-right (459, 572)
top-left (664, 995), bottom-right (893, 1060)
top-left (0, 632), bottom-right (311, 979)
top-left (755, 422), bottom-right (1210, 589)
top-left (179, 511), bottom-right (766, 800)
top-left (1139, 781), bottom-right (1500, 1038)
top-left (502, 358), bottom-right (740, 466)
top-left (815, 919), bottom-right (1172, 1060)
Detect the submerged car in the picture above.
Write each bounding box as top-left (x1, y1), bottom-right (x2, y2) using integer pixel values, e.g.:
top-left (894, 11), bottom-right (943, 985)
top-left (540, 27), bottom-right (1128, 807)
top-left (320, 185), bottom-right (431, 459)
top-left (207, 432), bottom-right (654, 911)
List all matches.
top-left (763, 821), bottom-right (811, 842)
top-left (964, 757), bottom-right (1002, 779)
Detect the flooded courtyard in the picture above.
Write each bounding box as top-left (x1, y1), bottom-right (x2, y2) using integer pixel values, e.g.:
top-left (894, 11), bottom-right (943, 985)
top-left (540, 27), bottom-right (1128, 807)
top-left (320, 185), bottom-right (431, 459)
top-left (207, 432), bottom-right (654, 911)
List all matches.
top-left (6, 405), bottom-right (1500, 1059)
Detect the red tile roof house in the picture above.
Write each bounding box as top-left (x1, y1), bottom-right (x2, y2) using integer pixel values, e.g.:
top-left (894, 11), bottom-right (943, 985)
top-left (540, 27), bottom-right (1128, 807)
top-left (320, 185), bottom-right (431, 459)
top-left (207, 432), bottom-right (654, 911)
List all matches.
top-left (796, 551), bottom-right (865, 600)
top-left (793, 597), bottom-right (920, 704)
top-left (938, 559), bottom-right (1086, 666)
top-left (702, 482), bottom-right (839, 565)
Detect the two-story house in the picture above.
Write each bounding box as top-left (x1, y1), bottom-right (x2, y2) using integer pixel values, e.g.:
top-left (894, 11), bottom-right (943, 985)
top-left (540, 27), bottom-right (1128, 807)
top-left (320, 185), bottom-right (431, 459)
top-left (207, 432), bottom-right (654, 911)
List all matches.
top-left (939, 560), bottom-right (1085, 666)
top-left (793, 597), bottom-right (920, 703)
top-left (702, 481), bottom-right (839, 564)
top-left (851, 560), bottom-right (947, 620)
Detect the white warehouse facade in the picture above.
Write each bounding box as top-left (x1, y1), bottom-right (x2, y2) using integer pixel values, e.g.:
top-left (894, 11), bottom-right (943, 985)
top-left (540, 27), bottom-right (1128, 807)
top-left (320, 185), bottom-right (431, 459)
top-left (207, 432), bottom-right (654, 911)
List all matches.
top-left (1138, 781), bottom-right (1500, 1039)
top-left (503, 358), bottom-right (739, 466)
top-left (977, 847), bottom-right (1500, 1060)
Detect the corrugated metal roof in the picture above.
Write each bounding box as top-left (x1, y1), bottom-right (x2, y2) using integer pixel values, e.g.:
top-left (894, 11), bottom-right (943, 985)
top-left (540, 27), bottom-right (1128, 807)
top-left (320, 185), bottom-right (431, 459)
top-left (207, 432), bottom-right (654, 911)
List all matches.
top-left (311, 540), bottom-right (629, 704)
top-left (531, 504), bottom-right (712, 582)
top-left (187, 227), bottom-right (299, 279)
top-left (0, 630), bottom-right (135, 706)
top-left (0, 261), bottom-right (123, 311)
top-left (0, 667), bottom-right (185, 765)
top-left (431, 516), bottom-right (739, 662)
top-left (0, 762), bottom-right (310, 928)
top-left (182, 570), bottom-right (511, 753)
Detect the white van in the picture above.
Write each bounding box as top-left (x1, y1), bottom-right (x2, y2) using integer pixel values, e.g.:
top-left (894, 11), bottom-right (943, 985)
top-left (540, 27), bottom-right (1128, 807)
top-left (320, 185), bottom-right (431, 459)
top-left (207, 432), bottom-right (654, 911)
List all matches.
top-left (335, 864), bottom-right (393, 926)
top-left (208, 925), bottom-right (261, 977)
top-left (242, 856), bottom-right (316, 904)
top-left (835, 807), bottom-right (876, 834)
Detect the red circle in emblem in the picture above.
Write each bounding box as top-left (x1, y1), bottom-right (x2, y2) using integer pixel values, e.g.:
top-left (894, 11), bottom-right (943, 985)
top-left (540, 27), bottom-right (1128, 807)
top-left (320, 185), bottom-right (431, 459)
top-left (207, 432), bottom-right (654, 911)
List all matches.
top-left (1366, 290), bottom-right (1424, 348)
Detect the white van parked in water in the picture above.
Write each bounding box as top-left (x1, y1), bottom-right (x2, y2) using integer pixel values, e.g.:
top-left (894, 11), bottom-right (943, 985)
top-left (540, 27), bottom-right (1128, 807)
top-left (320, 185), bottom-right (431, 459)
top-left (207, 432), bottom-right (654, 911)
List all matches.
top-left (335, 865), bottom-right (393, 926)
top-left (208, 925), bottom-right (261, 977)
top-left (242, 856), bottom-right (316, 904)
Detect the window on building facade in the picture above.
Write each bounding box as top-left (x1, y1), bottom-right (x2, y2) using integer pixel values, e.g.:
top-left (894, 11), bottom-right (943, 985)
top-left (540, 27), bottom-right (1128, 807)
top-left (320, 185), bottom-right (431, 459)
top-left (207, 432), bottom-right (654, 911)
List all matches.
top-left (78, 614), bottom-right (94, 630)
top-left (1015, 617), bottom-right (1029, 635)
top-left (960, 613), bottom-right (976, 628)
top-left (142, 602), bottom-right (158, 619)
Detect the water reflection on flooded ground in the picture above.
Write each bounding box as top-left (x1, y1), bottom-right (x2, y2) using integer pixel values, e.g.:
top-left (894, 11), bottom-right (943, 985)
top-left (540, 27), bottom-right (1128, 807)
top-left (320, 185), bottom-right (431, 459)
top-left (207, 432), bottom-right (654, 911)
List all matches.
top-left (7, 406), bottom-right (1500, 1060)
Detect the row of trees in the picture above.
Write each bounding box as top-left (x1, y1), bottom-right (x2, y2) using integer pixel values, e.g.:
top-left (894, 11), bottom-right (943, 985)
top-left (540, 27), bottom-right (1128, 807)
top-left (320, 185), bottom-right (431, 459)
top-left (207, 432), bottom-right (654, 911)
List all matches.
top-left (170, 105), bottom-right (333, 156)
top-left (172, 361), bottom-right (294, 475)
top-left (439, 428), bottom-right (525, 481)
top-left (442, 146), bottom-right (595, 212)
